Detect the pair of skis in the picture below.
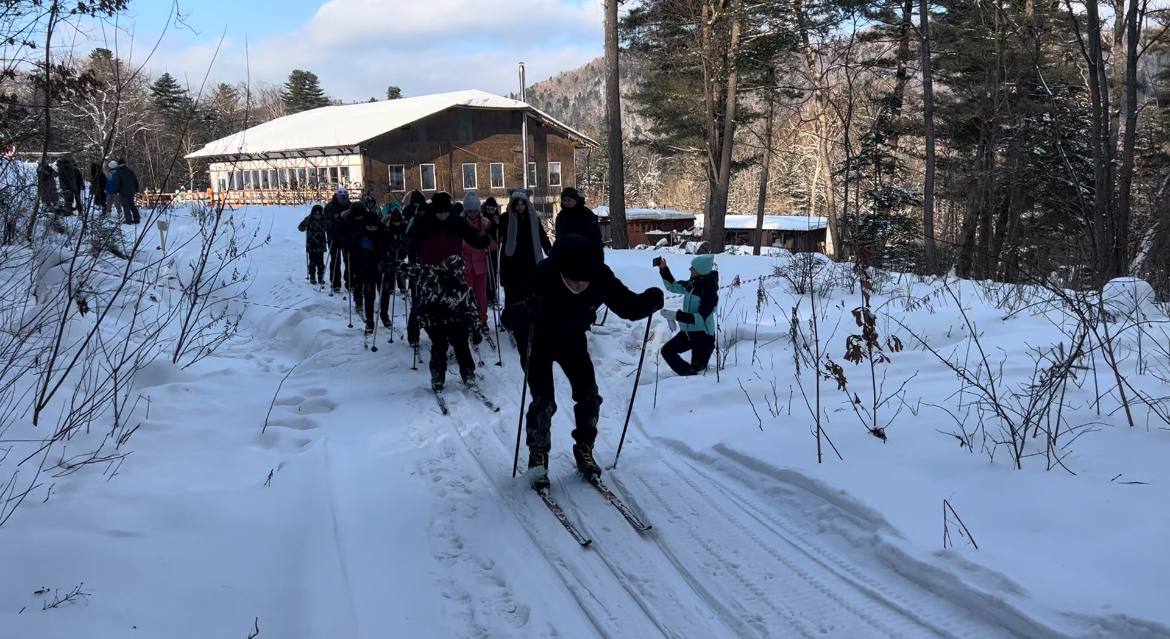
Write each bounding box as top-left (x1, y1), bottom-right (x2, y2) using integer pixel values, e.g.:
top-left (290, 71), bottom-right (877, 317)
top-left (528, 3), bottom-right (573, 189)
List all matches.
top-left (537, 474), bottom-right (653, 547)
top-left (432, 384), bottom-right (500, 416)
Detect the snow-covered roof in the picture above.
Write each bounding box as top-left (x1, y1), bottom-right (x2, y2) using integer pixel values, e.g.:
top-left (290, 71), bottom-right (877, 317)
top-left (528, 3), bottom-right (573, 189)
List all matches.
top-left (594, 205), bottom-right (697, 222)
top-left (186, 90), bottom-right (598, 160)
top-left (702, 214), bottom-right (828, 231)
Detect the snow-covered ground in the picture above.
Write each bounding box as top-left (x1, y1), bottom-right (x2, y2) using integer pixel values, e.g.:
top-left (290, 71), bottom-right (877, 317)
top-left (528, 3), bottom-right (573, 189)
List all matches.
top-left (3, 204), bottom-right (1168, 638)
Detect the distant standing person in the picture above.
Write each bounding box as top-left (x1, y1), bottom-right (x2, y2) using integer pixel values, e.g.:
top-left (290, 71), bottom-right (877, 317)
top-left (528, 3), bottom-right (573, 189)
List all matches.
top-left (482, 196), bottom-right (502, 303)
top-left (554, 187), bottom-right (602, 255)
top-left (113, 158), bottom-right (140, 224)
top-left (656, 255), bottom-right (719, 376)
top-left (104, 161), bottom-right (121, 219)
top-left (498, 189), bottom-right (551, 367)
top-left (89, 162), bottom-right (107, 213)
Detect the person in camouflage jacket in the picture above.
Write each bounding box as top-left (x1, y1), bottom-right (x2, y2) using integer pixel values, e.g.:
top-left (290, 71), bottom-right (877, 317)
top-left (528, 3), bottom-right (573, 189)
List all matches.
top-left (394, 255), bottom-right (484, 390)
top-left (297, 205), bottom-right (328, 284)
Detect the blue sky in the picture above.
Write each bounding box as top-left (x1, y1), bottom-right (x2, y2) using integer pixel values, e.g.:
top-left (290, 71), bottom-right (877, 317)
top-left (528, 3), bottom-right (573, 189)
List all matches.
top-left (83, 0), bottom-right (605, 101)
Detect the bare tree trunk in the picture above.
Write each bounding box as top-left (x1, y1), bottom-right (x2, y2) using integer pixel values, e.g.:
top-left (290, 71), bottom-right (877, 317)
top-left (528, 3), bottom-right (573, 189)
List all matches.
top-left (793, 0), bottom-right (841, 259)
top-left (754, 94), bottom-right (776, 256)
top-left (920, 0), bottom-right (938, 272)
top-left (1116, 0), bottom-right (1140, 274)
top-left (604, 0), bottom-right (629, 249)
top-left (708, 0), bottom-right (742, 255)
top-left (28, 0), bottom-right (60, 243)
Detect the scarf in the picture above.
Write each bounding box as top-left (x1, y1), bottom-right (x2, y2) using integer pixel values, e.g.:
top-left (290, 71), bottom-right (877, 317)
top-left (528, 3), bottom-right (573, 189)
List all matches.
top-left (505, 194), bottom-right (543, 265)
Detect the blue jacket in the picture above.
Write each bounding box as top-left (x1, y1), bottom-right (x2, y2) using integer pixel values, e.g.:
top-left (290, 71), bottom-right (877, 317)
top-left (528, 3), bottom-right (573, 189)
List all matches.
top-left (661, 260), bottom-right (718, 336)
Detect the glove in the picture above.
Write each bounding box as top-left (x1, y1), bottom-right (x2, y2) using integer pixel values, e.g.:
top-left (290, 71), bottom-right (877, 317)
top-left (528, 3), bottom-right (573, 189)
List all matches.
top-left (641, 287), bottom-right (665, 313)
top-left (660, 308), bottom-right (678, 332)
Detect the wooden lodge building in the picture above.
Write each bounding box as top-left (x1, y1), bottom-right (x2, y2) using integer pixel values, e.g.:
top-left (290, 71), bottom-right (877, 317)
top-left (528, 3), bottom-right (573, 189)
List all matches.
top-left (185, 90), bottom-right (597, 209)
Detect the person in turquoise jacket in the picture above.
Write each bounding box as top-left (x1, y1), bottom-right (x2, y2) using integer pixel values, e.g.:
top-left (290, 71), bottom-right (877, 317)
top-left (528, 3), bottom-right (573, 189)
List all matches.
top-left (656, 254), bottom-right (718, 376)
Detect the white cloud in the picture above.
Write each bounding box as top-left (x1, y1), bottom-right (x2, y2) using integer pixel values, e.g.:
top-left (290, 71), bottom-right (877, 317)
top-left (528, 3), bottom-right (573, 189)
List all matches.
top-left (144, 0), bottom-right (604, 100)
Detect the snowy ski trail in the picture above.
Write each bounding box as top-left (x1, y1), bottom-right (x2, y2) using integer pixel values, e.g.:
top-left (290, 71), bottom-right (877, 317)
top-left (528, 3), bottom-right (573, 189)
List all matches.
top-left (241, 267), bottom-right (1093, 639)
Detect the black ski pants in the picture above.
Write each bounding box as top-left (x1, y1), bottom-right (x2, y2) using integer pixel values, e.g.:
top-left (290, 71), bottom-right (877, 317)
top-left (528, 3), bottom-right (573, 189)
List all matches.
top-left (504, 283), bottom-right (535, 369)
top-left (427, 323), bottom-right (476, 384)
top-left (662, 330), bottom-right (715, 376)
top-left (380, 267), bottom-right (407, 319)
top-left (328, 241), bottom-right (348, 291)
top-left (351, 260), bottom-right (378, 322)
top-left (307, 250), bottom-right (325, 283)
top-left (525, 330), bottom-right (602, 455)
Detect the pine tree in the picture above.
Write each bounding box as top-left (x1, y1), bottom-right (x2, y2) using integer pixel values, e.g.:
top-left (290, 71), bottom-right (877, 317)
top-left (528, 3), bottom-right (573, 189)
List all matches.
top-left (281, 70), bottom-right (330, 114)
top-left (386, 85), bottom-right (402, 100)
top-left (150, 72), bottom-right (193, 119)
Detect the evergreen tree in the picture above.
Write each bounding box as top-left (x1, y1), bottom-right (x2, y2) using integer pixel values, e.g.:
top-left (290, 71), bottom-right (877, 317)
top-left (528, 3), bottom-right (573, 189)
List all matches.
top-left (281, 69), bottom-right (330, 114)
top-left (150, 72), bottom-right (193, 119)
top-left (386, 85), bottom-right (402, 100)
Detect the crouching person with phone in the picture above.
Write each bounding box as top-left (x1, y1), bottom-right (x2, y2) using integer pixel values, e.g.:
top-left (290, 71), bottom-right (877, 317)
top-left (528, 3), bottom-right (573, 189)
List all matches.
top-left (655, 255), bottom-right (718, 376)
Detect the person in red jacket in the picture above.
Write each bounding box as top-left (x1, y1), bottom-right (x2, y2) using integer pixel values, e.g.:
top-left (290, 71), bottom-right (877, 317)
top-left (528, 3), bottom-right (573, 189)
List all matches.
top-left (461, 192), bottom-right (495, 328)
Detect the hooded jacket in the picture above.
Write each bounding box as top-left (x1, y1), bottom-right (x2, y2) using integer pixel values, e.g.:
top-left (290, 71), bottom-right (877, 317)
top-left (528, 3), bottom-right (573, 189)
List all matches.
top-left (499, 190), bottom-right (552, 292)
top-left (322, 195), bottom-right (351, 245)
top-left (660, 255), bottom-right (718, 336)
top-left (298, 206), bottom-right (329, 253)
top-left (408, 191), bottom-right (491, 266)
top-left (501, 234), bottom-right (664, 337)
top-left (554, 192), bottom-right (602, 255)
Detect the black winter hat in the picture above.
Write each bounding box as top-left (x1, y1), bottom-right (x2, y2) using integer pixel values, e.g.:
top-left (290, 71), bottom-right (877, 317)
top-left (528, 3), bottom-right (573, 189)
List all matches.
top-left (560, 187), bottom-right (582, 202)
top-left (482, 196), bottom-right (500, 211)
top-left (408, 190), bottom-right (427, 207)
top-left (429, 191), bottom-right (453, 213)
top-left (552, 234), bottom-right (602, 282)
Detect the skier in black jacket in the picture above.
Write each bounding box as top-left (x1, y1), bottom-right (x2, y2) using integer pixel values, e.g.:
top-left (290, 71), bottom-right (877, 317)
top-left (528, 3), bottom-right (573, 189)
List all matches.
top-left (297, 204), bottom-right (328, 285)
top-left (323, 188), bottom-right (351, 293)
top-left (501, 234), bottom-right (664, 489)
top-left (554, 187), bottom-right (602, 255)
top-left (378, 208), bottom-right (410, 327)
top-left (345, 203), bottom-right (387, 331)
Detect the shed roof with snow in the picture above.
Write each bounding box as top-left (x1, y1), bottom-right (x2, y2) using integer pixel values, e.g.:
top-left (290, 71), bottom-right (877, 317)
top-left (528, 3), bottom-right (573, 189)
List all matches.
top-left (594, 206), bottom-right (697, 222)
top-left (708, 215), bottom-right (828, 231)
top-left (186, 89), bottom-right (598, 160)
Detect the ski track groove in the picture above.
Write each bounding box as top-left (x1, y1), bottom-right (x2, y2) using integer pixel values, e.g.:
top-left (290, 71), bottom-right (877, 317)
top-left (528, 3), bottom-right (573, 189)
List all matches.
top-left (321, 438), bottom-right (363, 638)
top-left (473, 376), bottom-right (759, 639)
top-left (678, 455), bottom-right (995, 639)
top-left (435, 400), bottom-right (634, 639)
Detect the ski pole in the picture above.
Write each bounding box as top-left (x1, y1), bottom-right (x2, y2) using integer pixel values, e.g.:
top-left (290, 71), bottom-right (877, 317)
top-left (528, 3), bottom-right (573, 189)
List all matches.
top-left (347, 285), bottom-right (354, 328)
top-left (612, 315), bottom-right (653, 470)
top-left (491, 261), bottom-right (503, 367)
top-left (371, 275), bottom-right (381, 353)
top-left (511, 324), bottom-right (535, 478)
top-left (389, 273), bottom-right (397, 344)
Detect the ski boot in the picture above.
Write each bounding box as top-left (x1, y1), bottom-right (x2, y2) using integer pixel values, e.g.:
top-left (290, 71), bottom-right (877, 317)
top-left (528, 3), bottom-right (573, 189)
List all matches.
top-left (528, 451), bottom-right (550, 491)
top-left (381, 311), bottom-right (391, 328)
top-left (573, 443), bottom-right (602, 480)
top-left (461, 374), bottom-right (477, 388)
top-left (364, 319), bottom-right (374, 334)
top-left (431, 371), bottom-right (445, 392)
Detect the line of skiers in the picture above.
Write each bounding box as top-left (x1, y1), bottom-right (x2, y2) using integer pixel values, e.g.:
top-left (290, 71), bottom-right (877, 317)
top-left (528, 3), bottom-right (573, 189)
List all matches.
top-left (298, 185), bottom-right (721, 488)
top-left (36, 155), bottom-right (141, 224)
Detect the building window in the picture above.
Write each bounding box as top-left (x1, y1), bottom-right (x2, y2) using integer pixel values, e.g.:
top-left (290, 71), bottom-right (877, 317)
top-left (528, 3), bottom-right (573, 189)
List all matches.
top-left (420, 164), bottom-right (437, 191)
top-left (462, 163), bottom-right (477, 190)
top-left (269, 169), bottom-right (278, 189)
top-left (339, 166), bottom-right (350, 186)
top-left (548, 162), bottom-right (562, 188)
top-left (289, 169), bottom-right (299, 189)
top-left (527, 162), bottom-right (537, 187)
top-left (489, 162), bottom-right (505, 189)
top-left (317, 167), bottom-right (328, 187)
top-left (388, 165), bottom-right (405, 191)
top-left (329, 167), bottom-right (340, 188)
top-left (232, 171), bottom-right (242, 189)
